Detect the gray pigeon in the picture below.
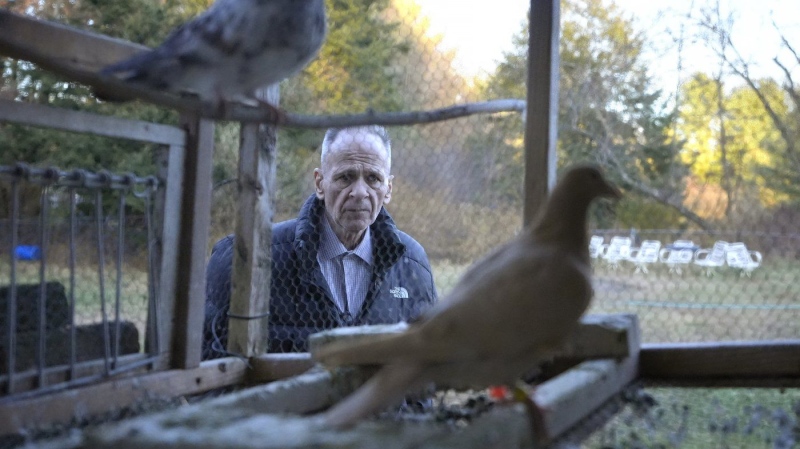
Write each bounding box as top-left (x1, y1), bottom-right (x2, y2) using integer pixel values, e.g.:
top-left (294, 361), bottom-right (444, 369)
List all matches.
top-left (98, 0), bottom-right (327, 104)
top-left (314, 164), bottom-right (621, 429)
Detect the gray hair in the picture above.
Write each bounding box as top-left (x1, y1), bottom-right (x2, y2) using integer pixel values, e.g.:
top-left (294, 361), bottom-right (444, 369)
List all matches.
top-left (320, 125), bottom-right (392, 171)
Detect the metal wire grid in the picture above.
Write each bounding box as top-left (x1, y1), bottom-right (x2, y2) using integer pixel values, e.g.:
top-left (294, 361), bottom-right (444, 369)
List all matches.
top-left (0, 163), bottom-right (161, 398)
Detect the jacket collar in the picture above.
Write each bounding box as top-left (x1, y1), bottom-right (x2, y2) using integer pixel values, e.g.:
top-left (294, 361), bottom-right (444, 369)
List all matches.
top-left (293, 195), bottom-right (405, 275)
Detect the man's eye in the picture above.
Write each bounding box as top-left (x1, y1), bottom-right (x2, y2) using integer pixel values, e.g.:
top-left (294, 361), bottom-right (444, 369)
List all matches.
top-left (368, 175), bottom-right (381, 184)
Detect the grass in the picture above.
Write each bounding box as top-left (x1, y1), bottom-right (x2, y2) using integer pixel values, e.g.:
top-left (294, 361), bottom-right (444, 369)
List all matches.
top-left (0, 253), bottom-right (151, 330)
top-left (586, 387), bottom-right (800, 449)
top-left (432, 257), bottom-right (800, 343)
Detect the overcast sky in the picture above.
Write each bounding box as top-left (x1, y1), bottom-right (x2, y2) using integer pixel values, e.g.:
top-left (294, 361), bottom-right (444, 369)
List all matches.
top-left (415, 0), bottom-right (800, 91)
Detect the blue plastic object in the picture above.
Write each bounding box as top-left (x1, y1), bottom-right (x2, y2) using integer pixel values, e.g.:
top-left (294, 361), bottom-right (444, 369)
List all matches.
top-left (14, 245), bottom-right (41, 261)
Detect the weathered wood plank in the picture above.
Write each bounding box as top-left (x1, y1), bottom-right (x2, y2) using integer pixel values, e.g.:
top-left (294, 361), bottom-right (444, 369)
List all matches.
top-left (0, 357), bottom-right (248, 437)
top-left (309, 314), bottom-right (633, 361)
top-left (80, 315), bottom-right (641, 449)
top-left (0, 353), bottom-right (148, 399)
top-left (154, 144), bottom-right (185, 366)
top-left (523, 0), bottom-right (560, 226)
top-left (0, 11), bottom-right (278, 122)
top-left (171, 116), bottom-right (215, 369)
top-left (640, 340), bottom-right (800, 380)
top-left (248, 353), bottom-right (315, 383)
top-left (0, 10), bottom-right (145, 73)
top-left (0, 100), bottom-right (184, 145)
top-left (535, 346), bottom-right (639, 441)
top-left (228, 87), bottom-right (279, 357)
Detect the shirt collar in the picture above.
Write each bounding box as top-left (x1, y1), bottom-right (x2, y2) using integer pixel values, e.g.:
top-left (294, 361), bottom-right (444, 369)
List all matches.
top-left (319, 215), bottom-right (373, 266)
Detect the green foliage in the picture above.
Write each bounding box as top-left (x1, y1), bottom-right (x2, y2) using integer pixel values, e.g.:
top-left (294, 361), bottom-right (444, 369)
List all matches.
top-left (677, 73), bottom-right (791, 211)
top-left (473, 0), bottom-right (687, 229)
top-left (614, 197), bottom-right (686, 230)
top-left (270, 0), bottom-right (414, 214)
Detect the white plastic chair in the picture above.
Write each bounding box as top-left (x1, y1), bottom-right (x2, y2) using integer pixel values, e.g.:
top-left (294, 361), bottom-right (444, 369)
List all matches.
top-left (659, 241), bottom-right (696, 274)
top-left (725, 242), bottom-right (763, 277)
top-left (589, 235), bottom-right (607, 259)
top-left (601, 236), bottom-right (633, 269)
top-left (693, 241), bottom-right (729, 276)
top-left (627, 240), bottom-right (661, 273)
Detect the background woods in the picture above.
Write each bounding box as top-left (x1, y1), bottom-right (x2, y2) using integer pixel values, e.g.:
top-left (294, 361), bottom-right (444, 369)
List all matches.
top-left (2, 0), bottom-right (799, 260)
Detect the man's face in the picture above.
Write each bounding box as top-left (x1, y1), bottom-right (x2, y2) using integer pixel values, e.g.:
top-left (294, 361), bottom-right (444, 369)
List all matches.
top-left (314, 130), bottom-right (393, 238)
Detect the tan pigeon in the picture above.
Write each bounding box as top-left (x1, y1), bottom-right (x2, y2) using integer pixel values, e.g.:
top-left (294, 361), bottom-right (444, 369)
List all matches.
top-left (314, 164), bottom-right (621, 429)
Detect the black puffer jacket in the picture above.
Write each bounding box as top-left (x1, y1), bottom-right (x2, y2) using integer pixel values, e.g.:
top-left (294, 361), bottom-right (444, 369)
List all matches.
top-left (204, 195), bottom-right (437, 358)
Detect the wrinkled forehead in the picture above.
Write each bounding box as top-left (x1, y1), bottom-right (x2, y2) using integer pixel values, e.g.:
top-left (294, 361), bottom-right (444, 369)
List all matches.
top-left (324, 130), bottom-right (391, 172)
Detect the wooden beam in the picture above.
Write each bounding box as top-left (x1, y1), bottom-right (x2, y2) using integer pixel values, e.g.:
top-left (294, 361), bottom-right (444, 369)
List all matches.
top-left (309, 314), bottom-right (634, 362)
top-left (228, 86), bottom-right (279, 357)
top-left (0, 10), bottom-right (525, 127)
top-left (0, 10), bottom-right (144, 73)
top-left (82, 316), bottom-right (641, 448)
top-left (248, 353), bottom-right (315, 383)
top-left (532, 314), bottom-right (639, 443)
top-left (0, 354), bottom-right (149, 399)
top-left (0, 357), bottom-right (247, 437)
top-left (154, 144), bottom-right (185, 365)
top-left (640, 340), bottom-right (800, 380)
top-left (0, 100), bottom-right (184, 145)
top-left (523, 0), bottom-right (560, 226)
top-left (171, 115), bottom-right (215, 369)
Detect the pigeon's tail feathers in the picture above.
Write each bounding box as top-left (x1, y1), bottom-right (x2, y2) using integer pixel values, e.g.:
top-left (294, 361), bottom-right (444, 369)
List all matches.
top-left (94, 51), bottom-right (166, 102)
top-left (99, 50), bottom-right (160, 80)
top-left (314, 331), bottom-right (425, 367)
top-left (323, 363), bottom-right (423, 429)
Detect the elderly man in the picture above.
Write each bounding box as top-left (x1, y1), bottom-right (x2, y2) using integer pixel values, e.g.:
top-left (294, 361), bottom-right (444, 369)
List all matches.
top-left (204, 125), bottom-right (437, 357)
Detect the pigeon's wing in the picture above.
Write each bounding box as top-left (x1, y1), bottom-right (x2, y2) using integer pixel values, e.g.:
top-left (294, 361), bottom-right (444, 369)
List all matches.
top-left (313, 324), bottom-right (428, 367)
top-left (415, 242), bottom-right (593, 361)
top-left (323, 362), bottom-right (425, 428)
top-left (100, 0), bottom-right (250, 91)
top-left (315, 243), bottom-right (592, 367)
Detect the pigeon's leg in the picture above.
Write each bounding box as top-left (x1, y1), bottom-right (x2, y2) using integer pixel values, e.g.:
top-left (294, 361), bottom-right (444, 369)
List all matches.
top-left (510, 383), bottom-right (549, 445)
top-left (489, 383), bottom-right (549, 445)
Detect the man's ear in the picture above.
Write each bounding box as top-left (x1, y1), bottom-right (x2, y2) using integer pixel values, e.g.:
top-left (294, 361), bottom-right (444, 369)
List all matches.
top-left (383, 175), bottom-right (394, 204)
top-left (314, 168), bottom-right (324, 199)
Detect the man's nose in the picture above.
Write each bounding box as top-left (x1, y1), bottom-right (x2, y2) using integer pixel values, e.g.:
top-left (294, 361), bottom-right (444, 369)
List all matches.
top-left (349, 176), bottom-right (368, 198)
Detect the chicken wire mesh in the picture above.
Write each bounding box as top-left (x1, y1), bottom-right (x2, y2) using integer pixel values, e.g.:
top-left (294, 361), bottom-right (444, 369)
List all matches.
top-left (0, 164), bottom-right (161, 397)
top-left (1, 0), bottom-right (799, 446)
top-left (200, 0), bottom-right (800, 446)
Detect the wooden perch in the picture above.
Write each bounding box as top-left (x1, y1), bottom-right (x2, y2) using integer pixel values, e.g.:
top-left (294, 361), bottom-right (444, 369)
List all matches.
top-left (78, 314), bottom-right (640, 449)
top-left (0, 10), bottom-right (524, 127)
top-left (308, 314), bottom-right (633, 362)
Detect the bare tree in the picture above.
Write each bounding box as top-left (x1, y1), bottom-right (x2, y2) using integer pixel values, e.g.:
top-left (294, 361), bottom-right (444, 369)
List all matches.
top-left (693, 0), bottom-right (800, 200)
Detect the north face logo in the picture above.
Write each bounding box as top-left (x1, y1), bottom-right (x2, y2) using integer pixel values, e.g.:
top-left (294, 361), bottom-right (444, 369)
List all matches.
top-left (390, 287), bottom-right (409, 299)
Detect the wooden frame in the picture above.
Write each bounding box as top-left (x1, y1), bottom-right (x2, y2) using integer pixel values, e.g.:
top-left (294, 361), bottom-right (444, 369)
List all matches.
top-left (1, 0), bottom-right (798, 444)
top-left (640, 340), bottom-right (800, 382)
top-left (227, 88), bottom-right (279, 357)
top-left (523, 0), bottom-right (560, 226)
top-left (0, 357), bottom-right (249, 436)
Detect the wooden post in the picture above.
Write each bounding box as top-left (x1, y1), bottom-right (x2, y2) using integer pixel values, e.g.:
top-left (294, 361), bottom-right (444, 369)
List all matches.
top-left (171, 115), bottom-right (215, 369)
top-left (153, 144), bottom-right (185, 368)
top-left (523, 0), bottom-right (560, 226)
top-left (227, 86), bottom-right (279, 357)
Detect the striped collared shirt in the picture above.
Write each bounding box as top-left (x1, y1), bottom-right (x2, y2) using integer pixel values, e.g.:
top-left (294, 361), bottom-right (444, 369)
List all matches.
top-left (317, 215), bottom-right (373, 316)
